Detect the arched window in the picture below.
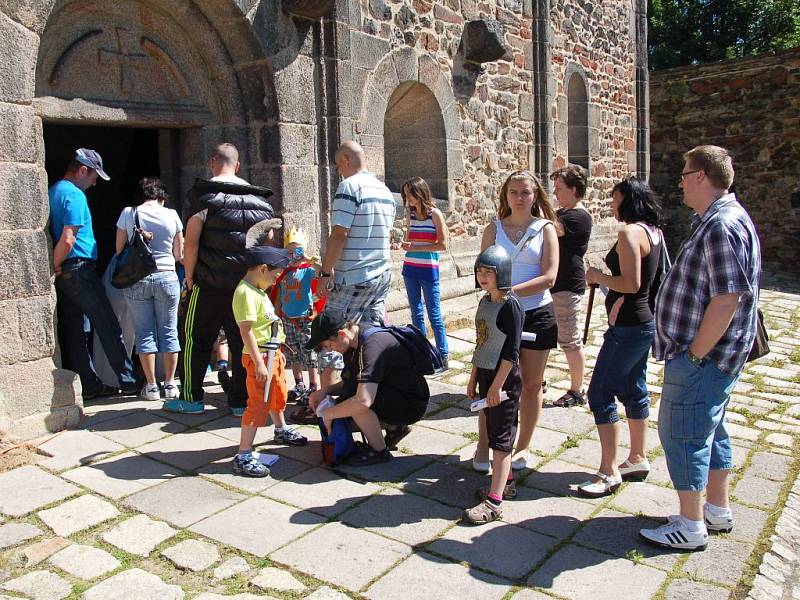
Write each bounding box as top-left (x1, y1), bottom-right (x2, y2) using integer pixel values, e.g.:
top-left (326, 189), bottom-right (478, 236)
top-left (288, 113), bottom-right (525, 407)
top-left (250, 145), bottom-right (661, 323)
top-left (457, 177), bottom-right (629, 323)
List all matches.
top-left (384, 81), bottom-right (448, 200)
top-left (567, 72), bottom-right (589, 170)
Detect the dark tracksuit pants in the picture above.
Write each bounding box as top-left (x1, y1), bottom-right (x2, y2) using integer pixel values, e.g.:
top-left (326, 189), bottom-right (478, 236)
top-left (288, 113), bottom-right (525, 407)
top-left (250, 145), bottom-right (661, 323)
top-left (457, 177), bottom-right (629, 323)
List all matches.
top-left (179, 283), bottom-right (247, 408)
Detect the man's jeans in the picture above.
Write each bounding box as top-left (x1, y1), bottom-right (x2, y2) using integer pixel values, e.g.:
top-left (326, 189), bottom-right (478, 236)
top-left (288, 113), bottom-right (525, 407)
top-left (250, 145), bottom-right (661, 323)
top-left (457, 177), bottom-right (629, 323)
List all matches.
top-left (55, 261), bottom-right (135, 395)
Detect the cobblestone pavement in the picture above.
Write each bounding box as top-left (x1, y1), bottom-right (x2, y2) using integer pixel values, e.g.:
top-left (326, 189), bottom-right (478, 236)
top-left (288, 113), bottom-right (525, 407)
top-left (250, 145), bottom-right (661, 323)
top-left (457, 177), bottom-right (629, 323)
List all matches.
top-left (1, 272), bottom-right (798, 600)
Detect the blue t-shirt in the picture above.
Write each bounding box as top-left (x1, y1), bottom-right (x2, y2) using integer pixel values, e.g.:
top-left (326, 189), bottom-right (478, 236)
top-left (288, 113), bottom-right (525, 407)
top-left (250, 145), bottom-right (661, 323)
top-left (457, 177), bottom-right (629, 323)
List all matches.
top-left (278, 265), bottom-right (316, 318)
top-left (48, 180), bottom-right (97, 260)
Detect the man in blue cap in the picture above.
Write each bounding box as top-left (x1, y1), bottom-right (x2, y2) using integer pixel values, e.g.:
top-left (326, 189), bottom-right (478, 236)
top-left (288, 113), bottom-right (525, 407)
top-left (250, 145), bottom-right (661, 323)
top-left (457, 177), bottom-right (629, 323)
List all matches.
top-left (49, 148), bottom-right (137, 399)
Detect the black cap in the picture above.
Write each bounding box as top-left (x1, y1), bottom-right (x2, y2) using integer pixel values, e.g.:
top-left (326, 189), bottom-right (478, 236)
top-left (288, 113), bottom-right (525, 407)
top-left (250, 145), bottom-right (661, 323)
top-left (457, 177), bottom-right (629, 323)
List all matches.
top-left (75, 148), bottom-right (110, 180)
top-left (306, 308), bottom-right (348, 350)
top-left (243, 245), bottom-right (291, 268)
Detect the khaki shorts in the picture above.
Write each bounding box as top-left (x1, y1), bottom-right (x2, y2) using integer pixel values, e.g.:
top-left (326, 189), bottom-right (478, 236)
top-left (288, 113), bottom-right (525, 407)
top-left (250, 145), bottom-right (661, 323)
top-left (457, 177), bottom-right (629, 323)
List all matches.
top-left (551, 291), bottom-right (583, 350)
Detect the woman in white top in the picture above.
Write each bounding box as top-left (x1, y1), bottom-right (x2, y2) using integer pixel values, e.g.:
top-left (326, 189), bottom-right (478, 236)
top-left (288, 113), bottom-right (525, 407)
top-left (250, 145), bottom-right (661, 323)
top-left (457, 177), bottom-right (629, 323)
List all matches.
top-left (115, 177), bottom-right (184, 401)
top-left (476, 170), bottom-right (559, 471)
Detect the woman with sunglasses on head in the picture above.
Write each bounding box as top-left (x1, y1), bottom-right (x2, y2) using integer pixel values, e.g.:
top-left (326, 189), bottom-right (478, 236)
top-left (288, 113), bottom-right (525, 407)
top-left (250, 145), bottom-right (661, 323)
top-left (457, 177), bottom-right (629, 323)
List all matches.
top-left (474, 170), bottom-right (559, 473)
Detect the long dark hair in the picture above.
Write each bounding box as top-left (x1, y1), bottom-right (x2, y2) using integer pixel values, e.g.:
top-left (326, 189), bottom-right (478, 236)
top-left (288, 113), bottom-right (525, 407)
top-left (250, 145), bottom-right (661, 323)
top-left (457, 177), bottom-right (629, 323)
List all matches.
top-left (611, 177), bottom-right (662, 227)
top-left (401, 176), bottom-right (435, 219)
top-left (138, 177), bottom-right (169, 206)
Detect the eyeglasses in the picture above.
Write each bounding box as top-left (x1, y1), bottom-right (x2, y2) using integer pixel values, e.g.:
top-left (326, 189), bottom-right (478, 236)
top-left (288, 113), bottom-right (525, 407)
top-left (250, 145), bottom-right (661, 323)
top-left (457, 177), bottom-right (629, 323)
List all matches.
top-left (680, 169), bottom-right (702, 180)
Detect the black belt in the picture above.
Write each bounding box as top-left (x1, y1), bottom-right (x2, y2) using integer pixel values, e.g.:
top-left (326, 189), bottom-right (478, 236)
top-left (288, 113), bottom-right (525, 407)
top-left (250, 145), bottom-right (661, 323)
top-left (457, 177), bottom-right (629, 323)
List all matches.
top-left (60, 257), bottom-right (95, 271)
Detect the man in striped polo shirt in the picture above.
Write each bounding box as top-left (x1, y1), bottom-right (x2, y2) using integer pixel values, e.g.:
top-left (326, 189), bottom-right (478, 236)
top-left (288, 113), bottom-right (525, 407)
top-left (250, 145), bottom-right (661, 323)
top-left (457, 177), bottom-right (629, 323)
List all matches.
top-left (318, 141), bottom-right (396, 328)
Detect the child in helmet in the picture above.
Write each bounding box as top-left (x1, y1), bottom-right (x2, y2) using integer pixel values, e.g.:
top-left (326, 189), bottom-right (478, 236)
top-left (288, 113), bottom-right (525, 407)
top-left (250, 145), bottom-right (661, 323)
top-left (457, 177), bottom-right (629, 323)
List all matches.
top-left (271, 227), bottom-right (325, 423)
top-left (464, 244), bottom-right (524, 524)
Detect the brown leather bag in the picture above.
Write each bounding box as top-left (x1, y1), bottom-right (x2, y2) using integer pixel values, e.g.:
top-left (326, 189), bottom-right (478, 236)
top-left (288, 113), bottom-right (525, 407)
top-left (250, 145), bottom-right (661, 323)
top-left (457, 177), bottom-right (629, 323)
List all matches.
top-left (746, 308), bottom-right (769, 362)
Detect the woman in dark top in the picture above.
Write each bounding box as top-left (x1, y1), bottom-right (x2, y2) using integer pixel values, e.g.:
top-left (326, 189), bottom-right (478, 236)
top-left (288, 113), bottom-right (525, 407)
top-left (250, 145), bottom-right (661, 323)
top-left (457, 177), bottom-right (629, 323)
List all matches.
top-left (578, 177), bottom-right (664, 498)
top-left (550, 165), bottom-right (593, 407)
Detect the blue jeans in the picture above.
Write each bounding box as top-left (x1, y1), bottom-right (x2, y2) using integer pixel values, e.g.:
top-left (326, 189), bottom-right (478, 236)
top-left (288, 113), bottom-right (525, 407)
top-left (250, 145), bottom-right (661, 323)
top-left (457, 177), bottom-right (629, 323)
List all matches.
top-left (123, 271), bottom-right (181, 355)
top-left (587, 321), bottom-right (654, 425)
top-left (55, 261), bottom-right (135, 394)
top-left (658, 352), bottom-right (739, 491)
top-left (403, 276), bottom-right (448, 358)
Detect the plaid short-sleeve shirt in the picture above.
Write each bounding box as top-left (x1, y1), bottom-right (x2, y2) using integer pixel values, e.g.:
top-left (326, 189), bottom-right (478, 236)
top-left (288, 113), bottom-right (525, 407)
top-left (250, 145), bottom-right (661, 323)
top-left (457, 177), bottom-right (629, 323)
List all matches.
top-left (653, 194), bottom-right (761, 375)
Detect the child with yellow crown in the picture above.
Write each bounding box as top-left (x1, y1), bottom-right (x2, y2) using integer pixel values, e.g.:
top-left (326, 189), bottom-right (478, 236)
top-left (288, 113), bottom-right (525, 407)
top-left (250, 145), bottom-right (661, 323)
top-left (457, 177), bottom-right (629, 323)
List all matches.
top-left (269, 227), bottom-right (326, 423)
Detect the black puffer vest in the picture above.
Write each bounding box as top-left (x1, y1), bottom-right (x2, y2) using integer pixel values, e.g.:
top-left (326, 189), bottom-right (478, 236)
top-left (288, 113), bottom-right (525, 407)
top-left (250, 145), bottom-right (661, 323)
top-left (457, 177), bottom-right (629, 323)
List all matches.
top-left (183, 178), bottom-right (276, 291)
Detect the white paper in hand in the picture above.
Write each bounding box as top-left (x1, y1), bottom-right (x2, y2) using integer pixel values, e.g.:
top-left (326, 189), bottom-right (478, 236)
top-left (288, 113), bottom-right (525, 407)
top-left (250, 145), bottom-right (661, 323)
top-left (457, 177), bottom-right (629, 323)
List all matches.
top-left (470, 391), bottom-right (509, 412)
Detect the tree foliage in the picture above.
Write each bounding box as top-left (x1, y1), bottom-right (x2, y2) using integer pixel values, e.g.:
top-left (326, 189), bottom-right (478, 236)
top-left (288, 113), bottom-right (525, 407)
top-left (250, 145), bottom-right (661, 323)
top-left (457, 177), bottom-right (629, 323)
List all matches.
top-left (648, 0), bottom-right (800, 70)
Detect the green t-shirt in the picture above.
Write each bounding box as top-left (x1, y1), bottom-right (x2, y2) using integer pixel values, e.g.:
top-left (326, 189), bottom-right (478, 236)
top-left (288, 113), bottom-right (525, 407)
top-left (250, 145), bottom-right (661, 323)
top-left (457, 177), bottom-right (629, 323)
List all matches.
top-left (232, 279), bottom-right (285, 353)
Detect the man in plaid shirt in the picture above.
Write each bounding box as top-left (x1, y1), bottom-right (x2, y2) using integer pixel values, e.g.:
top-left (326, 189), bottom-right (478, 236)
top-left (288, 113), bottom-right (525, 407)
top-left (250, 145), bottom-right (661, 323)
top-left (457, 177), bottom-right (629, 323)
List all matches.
top-left (640, 145), bottom-right (761, 551)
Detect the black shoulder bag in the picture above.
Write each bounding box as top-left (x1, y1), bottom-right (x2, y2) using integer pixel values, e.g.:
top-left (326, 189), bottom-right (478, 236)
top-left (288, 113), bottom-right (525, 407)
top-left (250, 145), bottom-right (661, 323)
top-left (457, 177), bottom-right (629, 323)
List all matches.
top-left (111, 208), bottom-right (158, 289)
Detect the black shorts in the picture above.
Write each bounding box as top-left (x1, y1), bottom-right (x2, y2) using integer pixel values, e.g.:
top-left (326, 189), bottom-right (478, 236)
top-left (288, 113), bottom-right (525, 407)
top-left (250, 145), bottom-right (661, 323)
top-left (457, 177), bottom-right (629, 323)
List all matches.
top-left (521, 304), bottom-right (558, 351)
top-left (477, 366), bottom-right (522, 453)
top-left (371, 378), bottom-right (430, 426)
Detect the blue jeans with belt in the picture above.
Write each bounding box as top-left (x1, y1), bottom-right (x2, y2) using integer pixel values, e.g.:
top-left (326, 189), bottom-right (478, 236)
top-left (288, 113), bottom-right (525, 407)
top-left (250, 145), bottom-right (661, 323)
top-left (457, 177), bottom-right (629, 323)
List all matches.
top-left (55, 260), bottom-right (135, 395)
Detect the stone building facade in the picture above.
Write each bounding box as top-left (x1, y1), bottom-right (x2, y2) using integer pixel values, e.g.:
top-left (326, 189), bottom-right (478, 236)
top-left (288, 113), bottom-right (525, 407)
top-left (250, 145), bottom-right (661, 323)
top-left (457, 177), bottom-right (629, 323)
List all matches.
top-left (0, 0), bottom-right (647, 438)
top-left (650, 48), bottom-right (800, 264)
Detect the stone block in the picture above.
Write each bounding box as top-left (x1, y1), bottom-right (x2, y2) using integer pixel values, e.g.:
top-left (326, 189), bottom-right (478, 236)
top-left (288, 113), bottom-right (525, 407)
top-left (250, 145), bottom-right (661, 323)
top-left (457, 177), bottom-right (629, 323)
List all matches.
top-left (350, 30), bottom-right (389, 70)
top-left (161, 538), bottom-right (220, 572)
top-left (0, 0), bottom-right (51, 34)
top-left (611, 482), bottom-right (678, 518)
top-left (38, 429), bottom-right (124, 471)
top-left (0, 103), bottom-right (38, 163)
top-left (0, 466), bottom-right (78, 517)
top-left (213, 556), bottom-right (250, 580)
top-left (100, 514), bottom-right (178, 557)
top-left (2, 569), bottom-right (71, 600)
top-left (683, 537), bottom-right (755, 586)
top-left (0, 164), bottom-right (48, 231)
top-left (499, 485), bottom-right (595, 538)
top-left (125, 476), bottom-right (244, 528)
top-left (397, 424), bottom-right (467, 457)
top-left (305, 587), bottom-right (351, 600)
top-left (663, 578), bottom-right (729, 600)
top-left (0, 230), bottom-right (51, 301)
top-left (80, 568), bottom-right (184, 600)
top-left (88, 409), bottom-right (186, 448)
top-left (0, 294), bottom-right (56, 365)
top-left (334, 451), bottom-right (432, 483)
top-left (198, 454), bottom-right (311, 495)
top-left (0, 522), bottom-right (42, 549)
top-left (371, 53), bottom-right (399, 102)
top-left (249, 566), bottom-right (306, 592)
top-left (0, 12), bottom-right (36, 102)
top-left (37, 494), bottom-right (119, 536)
top-left (62, 451), bottom-right (181, 499)
top-left (17, 536), bottom-right (69, 566)
top-left (365, 551), bottom-right (510, 599)
top-left (392, 46), bottom-right (419, 83)
top-left (273, 55), bottom-right (316, 124)
top-left (136, 429), bottom-right (237, 471)
top-left (733, 475), bottom-right (782, 508)
top-left (748, 451), bottom-right (793, 482)
top-left (401, 461), bottom-right (491, 509)
top-left (272, 522), bottom-right (411, 590)
top-left (462, 19), bottom-right (507, 64)
top-left (190, 496), bottom-right (324, 557)
top-left (270, 123), bottom-right (317, 166)
top-left (49, 544), bottom-right (120, 580)
top-left (418, 406), bottom-right (477, 437)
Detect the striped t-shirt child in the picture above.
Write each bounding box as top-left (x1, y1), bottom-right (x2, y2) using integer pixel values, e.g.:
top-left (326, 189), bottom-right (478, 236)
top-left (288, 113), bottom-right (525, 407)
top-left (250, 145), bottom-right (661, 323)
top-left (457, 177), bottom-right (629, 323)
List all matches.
top-left (401, 209), bottom-right (439, 281)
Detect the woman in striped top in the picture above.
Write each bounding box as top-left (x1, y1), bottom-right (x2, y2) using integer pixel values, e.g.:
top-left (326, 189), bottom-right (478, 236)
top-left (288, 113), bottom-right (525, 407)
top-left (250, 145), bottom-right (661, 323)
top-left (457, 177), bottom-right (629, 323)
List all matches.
top-left (394, 177), bottom-right (449, 366)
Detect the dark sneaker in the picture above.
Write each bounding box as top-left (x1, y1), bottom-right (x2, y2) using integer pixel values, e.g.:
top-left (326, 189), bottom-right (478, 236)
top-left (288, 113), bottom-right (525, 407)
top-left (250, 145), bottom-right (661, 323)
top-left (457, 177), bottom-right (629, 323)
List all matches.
top-left (119, 382), bottom-right (140, 396)
top-left (83, 384), bottom-right (120, 400)
top-left (287, 383), bottom-right (307, 404)
top-left (344, 443), bottom-right (391, 466)
top-left (217, 369), bottom-right (231, 394)
top-left (274, 427), bottom-right (308, 446)
top-left (232, 453), bottom-right (270, 478)
top-left (384, 425), bottom-right (412, 451)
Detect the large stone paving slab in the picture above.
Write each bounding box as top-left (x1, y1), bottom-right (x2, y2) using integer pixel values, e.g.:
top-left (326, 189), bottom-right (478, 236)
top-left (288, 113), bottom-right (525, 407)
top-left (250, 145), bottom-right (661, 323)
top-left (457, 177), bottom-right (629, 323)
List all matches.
top-left (398, 424), bottom-right (468, 457)
top-left (198, 455), bottom-right (312, 494)
top-left (271, 522), bottom-right (411, 591)
top-left (263, 467), bottom-right (381, 517)
top-left (37, 429), bottom-right (125, 471)
top-left (61, 451), bottom-right (182, 499)
top-left (682, 536), bottom-right (755, 586)
top-left (87, 409), bottom-right (187, 448)
top-left (37, 494), bottom-right (119, 536)
top-left (339, 487), bottom-right (461, 545)
top-left (611, 482), bottom-right (678, 518)
top-left (137, 429), bottom-right (237, 471)
top-left (0, 522), bottom-right (42, 549)
top-left (335, 452), bottom-right (433, 483)
top-left (528, 544), bottom-right (666, 599)
top-left (421, 407), bottom-right (478, 437)
top-left (48, 544), bottom-right (120, 579)
top-left (80, 568), bottom-right (184, 599)
top-left (190, 496), bottom-right (324, 557)
top-left (101, 514), bottom-right (178, 556)
top-left (499, 486), bottom-right (596, 539)
top-left (664, 578), bottom-right (730, 600)
top-left (161, 539), bottom-right (220, 572)
top-left (428, 520), bottom-right (557, 579)
top-left (537, 406), bottom-right (596, 436)
top-left (401, 461), bottom-right (494, 509)
top-left (0, 466), bottom-right (79, 517)
top-left (365, 551), bottom-right (510, 600)
top-left (733, 473), bottom-right (783, 508)
top-left (199, 416), bottom-right (276, 445)
top-left (2, 569), bottom-right (72, 600)
top-left (523, 459), bottom-right (597, 499)
top-left (124, 476), bottom-right (244, 527)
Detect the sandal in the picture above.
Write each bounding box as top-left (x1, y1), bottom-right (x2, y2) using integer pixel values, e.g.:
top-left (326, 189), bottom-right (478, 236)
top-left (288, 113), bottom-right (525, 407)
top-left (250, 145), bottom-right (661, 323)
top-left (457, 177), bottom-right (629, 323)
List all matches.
top-left (477, 480), bottom-right (517, 501)
top-left (384, 425), bottom-right (412, 451)
top-left (577, 471), bottom-right (622, 498)
top-left (619, 458), bottom-right (651, 481)
top-left (463, 500), bottom-right (503, 525)
top-left (344, 444), bottom-right (391, 467)
top-left (553, 390), bottom-right (586, 408)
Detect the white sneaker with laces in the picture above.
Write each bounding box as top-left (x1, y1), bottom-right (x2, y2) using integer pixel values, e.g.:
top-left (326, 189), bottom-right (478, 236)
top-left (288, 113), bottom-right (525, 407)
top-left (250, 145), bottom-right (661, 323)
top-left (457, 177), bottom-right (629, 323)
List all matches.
top-left (640, 517), bottom-right (708, 550)
top-left (704, 505), bottom-right (734, 533)
top-left (142, 384), bottom-right (161, 401)
top-left (163, 381), bottom-right (180, 399)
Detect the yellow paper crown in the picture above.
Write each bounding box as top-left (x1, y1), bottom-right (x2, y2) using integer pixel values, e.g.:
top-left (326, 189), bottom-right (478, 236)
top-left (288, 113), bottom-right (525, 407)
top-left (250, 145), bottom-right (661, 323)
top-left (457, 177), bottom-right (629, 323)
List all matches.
top-left (284, 226), bottom-right (308, 248)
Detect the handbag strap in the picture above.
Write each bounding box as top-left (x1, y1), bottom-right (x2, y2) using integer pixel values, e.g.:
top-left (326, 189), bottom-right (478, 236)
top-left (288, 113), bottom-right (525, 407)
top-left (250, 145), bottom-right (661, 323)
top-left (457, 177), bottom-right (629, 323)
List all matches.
top-left (499, 219), bottom-right (550, 261)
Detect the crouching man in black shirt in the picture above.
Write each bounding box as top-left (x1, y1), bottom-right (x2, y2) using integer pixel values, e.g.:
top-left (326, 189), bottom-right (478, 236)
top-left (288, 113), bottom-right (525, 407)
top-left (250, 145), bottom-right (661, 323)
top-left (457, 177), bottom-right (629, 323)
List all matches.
top-left (306, 309), bottom-right (429, 466)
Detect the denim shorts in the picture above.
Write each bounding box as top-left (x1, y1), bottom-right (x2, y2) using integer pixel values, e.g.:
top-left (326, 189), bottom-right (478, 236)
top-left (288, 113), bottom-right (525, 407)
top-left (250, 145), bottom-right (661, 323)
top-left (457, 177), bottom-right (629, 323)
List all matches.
top-left (123, 270), bottom-right (181, 354)
top-left (658, 351), bottom-right (740, 491)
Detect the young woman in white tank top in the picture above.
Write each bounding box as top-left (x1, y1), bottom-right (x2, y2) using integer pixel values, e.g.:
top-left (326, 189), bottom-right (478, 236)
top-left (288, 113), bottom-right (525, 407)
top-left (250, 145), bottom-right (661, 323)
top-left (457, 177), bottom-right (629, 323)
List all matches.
top-left (474, 170), bottom-right (560, 472)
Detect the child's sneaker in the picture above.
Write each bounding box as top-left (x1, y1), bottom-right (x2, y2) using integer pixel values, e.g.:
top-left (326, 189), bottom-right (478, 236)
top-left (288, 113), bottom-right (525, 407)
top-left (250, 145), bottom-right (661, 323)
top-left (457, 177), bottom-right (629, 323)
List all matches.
top-left (287, 383), bottom-right (307, 404)
top-left (163, 381), bottom-right (180, 399)
top-left (141, 383), bottom-right (161, 401)
top-left (232, 453), bottom-right (270, 478)
top-left (274, 426), bottom-right (308, 446)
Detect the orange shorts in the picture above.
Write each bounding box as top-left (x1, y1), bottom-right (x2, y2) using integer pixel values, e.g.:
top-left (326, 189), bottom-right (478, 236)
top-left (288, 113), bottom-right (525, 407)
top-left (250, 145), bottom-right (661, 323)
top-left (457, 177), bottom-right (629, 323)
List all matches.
top-left (241, 351), bottom-right (288, 428)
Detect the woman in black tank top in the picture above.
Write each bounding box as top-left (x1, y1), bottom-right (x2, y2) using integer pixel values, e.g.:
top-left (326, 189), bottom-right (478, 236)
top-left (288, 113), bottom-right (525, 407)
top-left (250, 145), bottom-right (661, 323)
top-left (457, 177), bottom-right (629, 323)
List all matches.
top-left (577, 177), bottom-right (665, 498)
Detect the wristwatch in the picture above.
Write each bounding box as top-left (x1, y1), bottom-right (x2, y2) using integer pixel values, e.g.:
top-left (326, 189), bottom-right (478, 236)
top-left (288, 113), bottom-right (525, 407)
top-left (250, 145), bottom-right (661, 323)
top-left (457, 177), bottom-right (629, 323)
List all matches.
top-left (319, 270), bottom-right (331, 278)
top-left (686, 349), bottom-right (704, 366)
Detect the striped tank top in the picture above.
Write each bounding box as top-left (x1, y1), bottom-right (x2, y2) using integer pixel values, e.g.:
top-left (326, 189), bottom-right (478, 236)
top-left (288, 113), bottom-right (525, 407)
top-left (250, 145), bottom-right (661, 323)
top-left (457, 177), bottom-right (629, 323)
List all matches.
top-left (401, 210), bottom-right (440, 281)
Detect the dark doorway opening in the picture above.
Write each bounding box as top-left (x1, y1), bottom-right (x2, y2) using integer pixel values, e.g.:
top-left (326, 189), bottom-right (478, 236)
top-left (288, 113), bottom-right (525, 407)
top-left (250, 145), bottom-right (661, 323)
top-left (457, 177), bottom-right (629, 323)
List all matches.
top-left (43, 124), bottom-right (162, 272)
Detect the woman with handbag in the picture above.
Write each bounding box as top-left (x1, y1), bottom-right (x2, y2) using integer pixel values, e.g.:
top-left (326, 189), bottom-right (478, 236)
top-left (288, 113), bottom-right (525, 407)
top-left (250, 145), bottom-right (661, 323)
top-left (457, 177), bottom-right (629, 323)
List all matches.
top-left (115, 177), bottom-right (184, 401)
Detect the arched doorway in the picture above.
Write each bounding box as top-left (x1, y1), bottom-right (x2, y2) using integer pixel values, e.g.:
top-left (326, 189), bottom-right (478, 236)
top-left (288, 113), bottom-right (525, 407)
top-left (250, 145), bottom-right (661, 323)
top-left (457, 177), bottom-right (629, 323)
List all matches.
top-left (567, 71), bottom-right (590, 170)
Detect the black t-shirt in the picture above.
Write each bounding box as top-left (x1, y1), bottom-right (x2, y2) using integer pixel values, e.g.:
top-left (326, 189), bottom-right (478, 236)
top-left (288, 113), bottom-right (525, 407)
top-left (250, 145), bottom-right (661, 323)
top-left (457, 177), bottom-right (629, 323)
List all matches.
top-left (496, 296), bottom-right (524, 368)
top-left (552, 207), bottom-right (592, 294)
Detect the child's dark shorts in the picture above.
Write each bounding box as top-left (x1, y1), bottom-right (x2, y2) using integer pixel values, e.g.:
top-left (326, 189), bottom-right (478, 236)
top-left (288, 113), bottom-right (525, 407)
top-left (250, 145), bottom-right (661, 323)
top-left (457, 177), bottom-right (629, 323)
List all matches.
top-left (477, 364), bottom-right (522, 453)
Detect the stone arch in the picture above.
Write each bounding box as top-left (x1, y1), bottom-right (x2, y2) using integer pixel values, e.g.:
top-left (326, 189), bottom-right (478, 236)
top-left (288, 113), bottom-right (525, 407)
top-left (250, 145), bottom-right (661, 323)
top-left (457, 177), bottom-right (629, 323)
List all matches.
top-left (565, 62), bottom-right (590, 170)
top-left (359, 48), bottom-right (463, 204)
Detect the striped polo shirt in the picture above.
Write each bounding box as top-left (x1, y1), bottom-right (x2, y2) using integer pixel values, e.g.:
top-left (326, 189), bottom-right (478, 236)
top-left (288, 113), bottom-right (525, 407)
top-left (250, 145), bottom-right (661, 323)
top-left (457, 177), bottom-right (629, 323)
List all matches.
top-left (331, 170), bottom-right (396, 285)
top-left (401, 210), bottom-right (440, 281)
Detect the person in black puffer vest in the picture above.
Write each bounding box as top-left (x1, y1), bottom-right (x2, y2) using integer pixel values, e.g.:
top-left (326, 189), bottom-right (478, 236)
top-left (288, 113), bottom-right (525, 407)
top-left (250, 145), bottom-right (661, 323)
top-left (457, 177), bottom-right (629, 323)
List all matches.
top-left (164, 143), bottom-right (281, 415)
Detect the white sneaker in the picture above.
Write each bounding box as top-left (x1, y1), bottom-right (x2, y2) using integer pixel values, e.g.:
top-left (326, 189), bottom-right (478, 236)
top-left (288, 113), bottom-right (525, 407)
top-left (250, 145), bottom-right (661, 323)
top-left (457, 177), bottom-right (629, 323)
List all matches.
top-left (704, 505), bottom-right (734, 533)
top-left (511, 452), bottom-right (531, 471)
top-left (640, 518), bottom-right (708, 551)
top-left (619, 458), bottom-right (651, 481)
top-left (142, 384), bottom-right (161, 401)
top-left (472, 453), bottom-right (490, 473)
top-left (163, 381), bottom-right (180, 399)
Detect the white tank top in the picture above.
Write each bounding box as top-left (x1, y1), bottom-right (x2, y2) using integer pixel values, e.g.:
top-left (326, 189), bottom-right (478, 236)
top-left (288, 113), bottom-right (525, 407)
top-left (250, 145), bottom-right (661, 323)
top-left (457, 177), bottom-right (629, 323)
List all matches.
top-left (495, 219), bottom-right (552, 311)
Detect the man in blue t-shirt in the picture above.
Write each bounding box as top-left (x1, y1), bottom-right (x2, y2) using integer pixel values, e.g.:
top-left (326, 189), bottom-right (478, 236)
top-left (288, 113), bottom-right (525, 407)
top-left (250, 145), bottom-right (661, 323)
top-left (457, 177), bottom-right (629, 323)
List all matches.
top-left (49, 148), bottom-right (136, 399)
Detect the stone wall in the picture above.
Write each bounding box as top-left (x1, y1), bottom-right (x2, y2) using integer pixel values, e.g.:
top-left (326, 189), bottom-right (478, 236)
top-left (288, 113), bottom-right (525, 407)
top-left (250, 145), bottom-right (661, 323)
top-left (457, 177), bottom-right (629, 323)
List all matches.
top-left (650, 48), bottom-right (800, 264)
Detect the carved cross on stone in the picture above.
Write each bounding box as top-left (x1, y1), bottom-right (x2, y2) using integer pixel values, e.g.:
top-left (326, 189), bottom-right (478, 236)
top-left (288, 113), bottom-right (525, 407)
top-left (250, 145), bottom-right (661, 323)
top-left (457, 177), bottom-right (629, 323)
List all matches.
top-left (98, 27), bottom-right (148, 93)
